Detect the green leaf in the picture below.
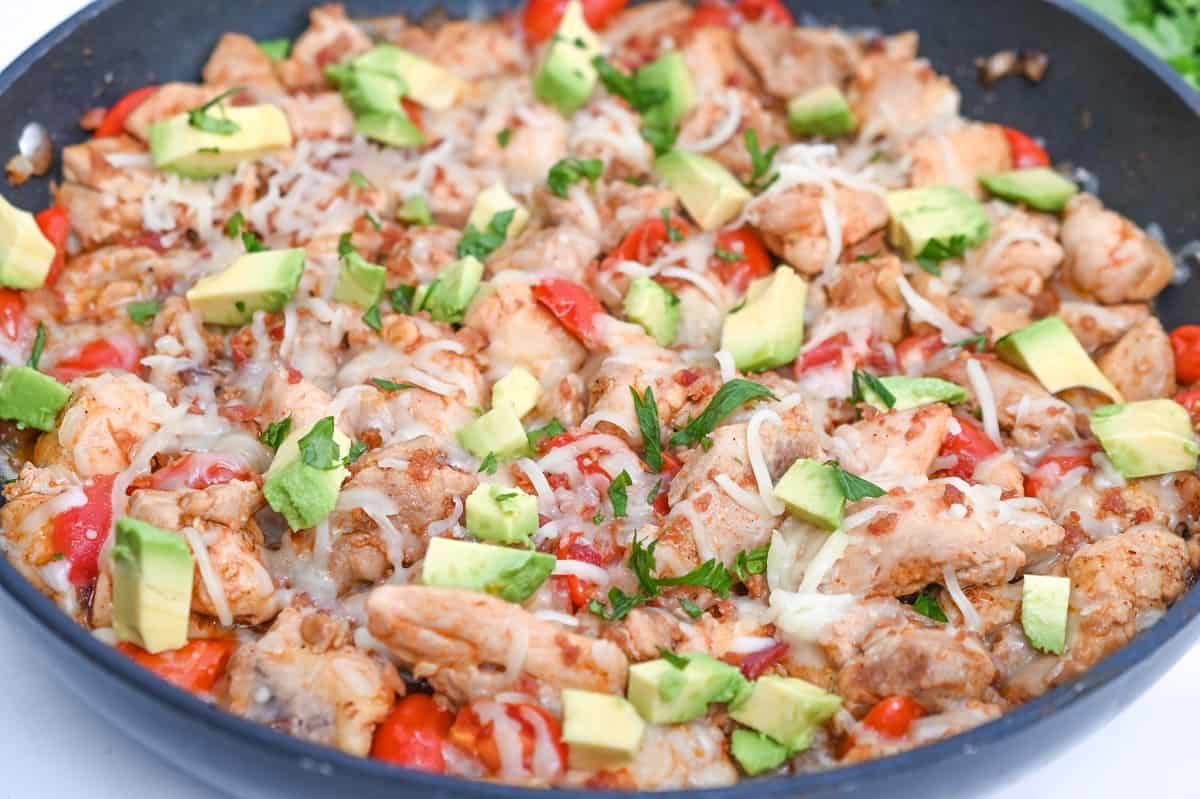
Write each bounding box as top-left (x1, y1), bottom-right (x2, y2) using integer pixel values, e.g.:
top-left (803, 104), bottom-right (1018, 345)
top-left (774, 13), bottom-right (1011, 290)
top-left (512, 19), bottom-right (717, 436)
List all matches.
top-left (591, 56), bottom-right (667, 112)
top-left (826, 460), bottom-right (886, 502)
top-left (478, 452), bottom-right (499, 474)
top-left (608, 469), bottom-right (632, 517)
top-left (547, 157), bottom-right (604, 198)
top-left (680, 597), bottom-right (703, 619)
top-left (260, 416), bottom-right (292, 450)
top-left (657, 558), bottom-right (733, 597)
top-left (912, 590), bottom-right (948, 623)
top-left (661, 207), bottom-right (683, 241)
top-left (187, 87), bottom-right (243, 135)
top-left (398, 194), bottom-right (432, 227)
top-left (647, 478), bottom-right (663, 506)
top-left (630, 386), bottom-right (663, 472)
top-left (593, 512), bottom-right (606, 523)
top-left (457, 208), bottom-right (516, 260)
top-left (338, 232), bottom-right (356, 259)
top-left (391, 285), bottom-right (417, 314)
top-left (658, 647), bottom-right (689, 669)
top-left (297, 416), bottom-right (342, 469)
top-left (241, 230), bottom-right (267, 253)
top-left (347, 169), bottom-right (372, 189)
top-left (225, 210), bottom-right (246, 238)
top-left (526, 418), bottom-right (566, 451)
top-left (915, 235), bottom-right (968, 275)
top-left (362, 210), bottom-right (383, 232)
top-left (640, 122), bottom-right (678, 156)
top-left (951, 333), bottom-right (988, 352)
top-left (588, 587), bottom-right (651, 621)
top-left (371, 377), bottom-right (416, 392)
top-left (714, 246), bottom-right (744, 263)
top-left (27, 322), bottom-right (45, 370)
top-left (362, 303), bottom-right (383, 332)
top-left (343, 440), bottom-right (368, 465)
top-left (127, 299), bottom-right (161, 326)
top-left (668, 379), bottom-right (777, 448)
top-left (629, 536), bottom-right (660, 594)
top-left (733, 545), bottom-right (769, 582)
top-left (742, 129), bottom-right (779, 193)
top-left (851, 369), bottom-right (896, 409)
top-left (258, 38), bottom-right (291, 62)
top-left (497, 128), bottom-right (512, 148)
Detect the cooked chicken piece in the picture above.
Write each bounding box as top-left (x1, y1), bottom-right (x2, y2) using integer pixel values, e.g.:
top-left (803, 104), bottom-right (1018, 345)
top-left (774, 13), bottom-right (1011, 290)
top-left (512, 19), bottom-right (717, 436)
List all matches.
top-left (850, 48), bottom-right (959, 142)
top-left (279, 92), bottom-right (356, 140)
top-left (1061, 194), bottom-right (1174, 304)
top-left (1058, 301), bottom-right (1150, 353)
top-left (61, 135), bottom-right (154, 198)
top-left (586, 354), bottom-right (721, 448)
top-left (750, 184), bottom-right (889, 276)
top-left (219, 607), bottom-right (396, 756)
top-left (734, 23), bottom-right (859, 101)
top-left (487, 226), bottom-right (600, 284)
top-left (53, 246), bottom-right (167, 324)
top-left (907, 124), bottom-right (1012, 198)
top-left (472, 95), bottom-right (567, 182)
top-left (1096, 316), bottom-right (1175, 401)
top-left (39, 373), bottom-right (163, 478)
top-left (539, 180), bottom-right (678, 253)
top-left (601, 0), bottom-right (691, 56)
top-left (825, 254), bottom-right (906, 342)
top-left (380, 224), bottom-right (461, 283)
top-left (366, 586), bottom-right (629, 701)
top-left (964, 206), bottom-right (1064, 297)
top-left (123, 82), bottom-right (228, 142)
top-left (601, 607), bottom-right (687, 662)
top-left (972, 451), bottom-right (1025, 495)
top-left (203, 32), bottom-right (280, 89)
top-left (582, 721), bottom-right (738, 790)
top-left (680, 91), bottom-right (790, 184)
top-left (839, 702), bottom-right (1002, 764)
top-left (970, 294), bottom-right (1034, 340)
top-left (54, 182), bottom-right (144, 248)
top-left (939, 580), bottom-right (1025, 638)
top-left (827, 404), bottom-right (953, 490)
top-left (428, 20), bottom-right (525, 81)
top-left (1043, 472), bottom-right (1194, 545)
top-left (462, 282), bottom-right (588, 387)
top-left (680, 27), bottom-right (759, 96)
top-left (259, 371), bottom-right (336, 434)
top-left (0, 464), bottom-right (81, 595)
top-left (277, 4), bottom-right (373, 92)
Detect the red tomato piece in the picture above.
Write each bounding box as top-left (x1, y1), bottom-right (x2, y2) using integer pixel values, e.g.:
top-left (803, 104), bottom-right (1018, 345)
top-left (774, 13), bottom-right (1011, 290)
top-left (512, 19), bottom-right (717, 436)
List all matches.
top-left (95, 85), bottom-right (158, 138)
top-left (401, 97), bottom-right (424, 131)
top-left (1175, 386), bottom-right (1200, 418)
top-left (137, 452), bottom-right (254, 492)
top-left (35, 206), bottom-right (71, 286)
top-left (599, 214), bottom-right (694, 272)
top-left (116, 639), bottom-right (237, 695)
top-left (935, 415), bottom-right (1000, 482)
top-left (1023, 443), bottom-right (1097, 499)
top-left (532, 278), bottom-right (607, 347)
top-left (711, 226), bottom-right (773, 292)
top-left (0, 288), bottom-right (28, 342)
top-left (450, 701), bottom-right (567, 779)
top-left (862, 695), bottom-right (924, 738)
top-left (49, 334), bottom-right (143, 382)
top-left (738, 641), bottom-right (789, 679)
top-left (1002, 127), bottom-right (1051, 169)
top-left (556, 534), bottom-right (605, 611)
top-left (797, 333), bottom-right (851, 374)
top-left (1170, 325), bottom-right (1200, 385)
top-left (894, 334), bottom-right (945, 374)
top-left (522, 0), bottom-right (629, 44)
top-left (52, 474), bottom-right (116, 586)
top-left (691, 0), bottom-right (793, 27)
top-left (371, 694), bottom-right (455, 772)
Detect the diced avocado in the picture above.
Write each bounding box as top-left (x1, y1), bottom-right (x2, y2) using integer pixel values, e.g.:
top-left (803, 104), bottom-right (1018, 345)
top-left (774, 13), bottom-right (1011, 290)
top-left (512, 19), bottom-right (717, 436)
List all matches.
top-left (334, 250), bottom-right (387, 308)
top-left (1090, 399), bottom-right (1200, 478)
top-left (720, 266), bottom-right (807, 372)
top-left (561, 689), bottom-right (646, 770)
top-left (623, 276), bottom-right (680, 346)
top-left (149, 104), bottom-right (293, 178)
top-left (862, 375), bottom-right (968, 412)
top-left (533, 0), bottom-right (602, 115)
top-left (353, 44), bottom-right (468, 111)
top-left (457, 405), bottom-right (529, 460)
top-left (655, 151), bottom-right (752, 231)
top-left (885, 186), bottom-right (991, 261)
top-left (627, 652), bottom-right (748, 724)
top-left (635, 51), bottom-right (696, 131)
top-left (185, 248), bottom-right (305, 326)
top-left (0, 366), bottom-right (71, 432)
top-left (421, 256), bottom-right (483, 324)
top-left (492, 367), bottom-right (542, 419)
top-left (979, 167), bottom-right (1079, 213)
top-left (0, 195), bottom-right (55, 290)
top-left (464, 483), bottom-right (539, 544)
top-left (421, 537), bottom-right (555, 603)
top-left (995, 316), bottom-right (1122, 402)
top-left (787, 86), bottom-right (856, 138)
top-left (111, 516), bottom-right (194, 654)
top-left (773, 458), bottom-right (843, 531)
top-left (1021, 573), bottom-right (1071, 655)
top-left (467, 184), bottom-right (530, 242)
top-left (336, 68), bottom-right (407, 116)
top-left (730, 729), bottom-right (791, 776)
top-left (729, 675), bottom-right (842, 752)
top-left (354, 110), bottom-right (425, 148)
top-left (262, 419), bottom-right (350, 530)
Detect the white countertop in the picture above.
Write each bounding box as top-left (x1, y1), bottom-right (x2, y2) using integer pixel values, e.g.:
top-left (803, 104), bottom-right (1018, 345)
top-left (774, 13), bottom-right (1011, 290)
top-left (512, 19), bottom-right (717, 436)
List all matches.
top-left (1, 2), bottom-right (1197, 796)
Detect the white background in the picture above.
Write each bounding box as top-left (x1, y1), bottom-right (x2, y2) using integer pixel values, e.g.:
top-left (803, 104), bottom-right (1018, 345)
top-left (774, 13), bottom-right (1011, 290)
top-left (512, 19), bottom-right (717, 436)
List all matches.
top-left (1, 2), bottom-right (1197, 797)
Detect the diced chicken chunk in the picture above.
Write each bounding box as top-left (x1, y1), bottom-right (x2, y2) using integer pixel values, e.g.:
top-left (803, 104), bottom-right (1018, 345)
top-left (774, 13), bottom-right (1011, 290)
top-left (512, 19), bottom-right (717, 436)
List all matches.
top-left (827, 404), bottom-right (953, 490)
top-left (203, 33), bottom-right (280, 89)
top-left (1096, 316), bottom-right (1175, 401)
top-left (907, 124), bottom-right (1012, 198)
top-left (750, 184), bottom-right (888, 276)
top-left (734, 23), bottom-right (859, 101)
top-left (277, 4), bottom-right (373, 92)
top-left (40, 373), bottom-right (163, 478)
top-left (1061, 194), bottom-right (1174, 304)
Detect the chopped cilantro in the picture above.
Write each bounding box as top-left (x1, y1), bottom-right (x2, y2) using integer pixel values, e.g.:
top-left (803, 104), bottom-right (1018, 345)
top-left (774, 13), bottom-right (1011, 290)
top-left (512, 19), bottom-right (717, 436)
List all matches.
top-left (27, 322), bottom-right (45, 370)
top-left (608, 470), bottom-right (632, 518)
top-left (187, 87), bottom-right (242, 135)
top-left (297, 416), bottom-right (342, 469)
top-left (630, 386), bottom-right (663, 472)
top-left (547, 157), bottom-right (604, 198)
top-left (457, 208), bottom-right (515, 260)
top-left (742, 129), bottom-right (779, 193)
top-left (127, 299), bottom-right (160, 326)
top-left (668, 379), bottom-right (776, 448)
top-left (260, 416), bottom-right (292, 450)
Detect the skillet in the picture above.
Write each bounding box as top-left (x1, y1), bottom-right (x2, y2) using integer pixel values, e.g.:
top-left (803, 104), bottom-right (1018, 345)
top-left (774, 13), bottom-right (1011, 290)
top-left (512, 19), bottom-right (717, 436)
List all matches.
top-left (1, 0), bottom-right (1199, 796)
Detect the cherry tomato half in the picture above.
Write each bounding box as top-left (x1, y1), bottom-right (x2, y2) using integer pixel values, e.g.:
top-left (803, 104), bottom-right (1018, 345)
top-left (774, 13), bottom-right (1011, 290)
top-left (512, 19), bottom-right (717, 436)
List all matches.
top-left (95, 86), bottom-right (158, 138)
top-left (862, 695), bottom-right (924, 738)
top-left (522, 0), bottom-right (629, 44)
top-left (117, 639), bottom-right (237, 695)
top-left (371, 694), bottom-right (455, 772)
top-left (1002, 127), bottom-right (1051, 169)
top-left (935, 415), bottom-right (1000, 482)
top-left (1170, 325), bottom-right (1200, 385)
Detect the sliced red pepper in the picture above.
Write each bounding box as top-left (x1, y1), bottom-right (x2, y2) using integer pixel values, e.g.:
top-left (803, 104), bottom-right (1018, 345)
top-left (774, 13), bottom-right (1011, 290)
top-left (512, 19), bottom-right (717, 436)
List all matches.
top-left (934, 415), bottom-right (1000, 482)
top-left (95, 86), bottom-right (158, 138)
top-left (52, 474), bottom-right (116, 586)
top-left (521, 0), bottom-right (629, 44)
top-left (532, 278), bottom-right (607, 348)
top-left (797, 333), bottom-right (851, 374)
top-left (556, 534), bottom-right (605, 611)
top-left (599, 214), bottom-right (694, 272)
top-left (0, 288), bottom-right (28, 342)
top-left (117, 638), bottom-right (237, 695)
top-left (35, 206), bottom-right (71, 286)
top-left (1023, 443), bottom-right (1097, 499)
top-left (1002, 127), bottom-right (1051, 169)
top-left (711, 226), bottom-right (773, 293)
top-left (1170, 325), bottom-right (1200, 385)
top-left (691, 0), bottom-right (793, 27)
top-left (738, 640), bottom-right (789, 679)
top-left (133, 452), bottom-right (254, 492)
top-left (49, 334), bottom-right (143, 382)
top-left (450, 701), bottom-right (567, 778)
top-left (862, 695), bottom-right (924, 738)
top-left (370, 693), bottom-right (455, 772)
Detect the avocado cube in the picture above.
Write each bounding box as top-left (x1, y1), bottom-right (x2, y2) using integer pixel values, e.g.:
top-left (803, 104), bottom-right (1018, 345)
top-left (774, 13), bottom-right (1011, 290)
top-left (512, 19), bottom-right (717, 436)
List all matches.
top-left (421, 537), bottom-right (555, 603)
top-left (0, 366), bottom-right (71, 432)
top-left (111, 517), bottom-right (194, 654)
top-left (533, 0), bottom-right (602, 115)
top-left (773, 458), bottom-right (844, 531)
top-left (492, 367), bottom-right (543, 419)
top-left (355, 110), bottom-right (426, 148)
top-left (1090, 399), bottom-right (1199, 478)
top-left (334, 250), bottom-right (387, 308)
top-left (864, 375), bottom-right (968, 412)
top-left (186, 248), bottom-right (305, 326)
top-left (720, 266), bottom-right (807, 372)
top-left (262, 419), bottom-right (350, 530)
top-left (457, 405), bottom-right (529, 460)
top-left (561, 689), bottom-right (646, 770)
top-left (465, 483), bottom-right (539, 544)
top-left (338, 68), bottom-right (407, 116)
top-left (995, 316), bottom-right (1122, 402)
top-left (0, 195), bottom-right (55, 290)
top-left (729, 676), bottom-right (842, 752)
top-left (635, 51), bottom-right (696, 131)
top-left (149, 104), bottom-right (293, 179)
top-left (353, 44), bottom-right (468, 111)
top-left (730, 729), bottom-right (791, 776)
top-left (655, 150), bottom-right (751, 231)
top-left (787, 86), bottom-right (856, 138)
top-left (467, 184), bottom-right (530, 241)
top-left (623, 276), bottom-right (681, 346)
top-left (627, 653), bottom-right (748, 724)
top-left (422, 256), bottom-right (483, 324)
top-left (979, 167), bottom-right (1078, 213)
top-left (1021, 574), bottom-right (1071, 655)
top-left (885, 186), bottom-right (991, 261)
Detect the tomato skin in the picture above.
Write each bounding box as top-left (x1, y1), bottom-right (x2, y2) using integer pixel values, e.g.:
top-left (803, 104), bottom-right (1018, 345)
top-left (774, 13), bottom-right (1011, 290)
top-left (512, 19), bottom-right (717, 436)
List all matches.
top-left (738, 641), bottom-right (789, 679)
top-left (35, 206), bottom-right (71, 286)
top-left (522, 0), bottom-right (628, 44)
top-left (371, 694), bottom-right (455, 772)
top-left (532, 278), bottom-right (607, 347)
top-left (52, 474), bottom-right (116, 586)
top-left (136, 452), bottom-right (254, 492)
top-left (1170, 325), bottom-right (1200, 385)
top-left (935, 415), bottom-right (1000, 482)
top-left (1175, 386), bottom-right (1200, 420)
top-left (117, 639), bottom-right (236, 695)
top-left (600, 214), bottom-right (694, 272)
top-left (556, 534), bottom-right (605, 611)
top-left (1023, 443), bottom-right (1097, 499)
top-left (450, 701), bottom-right (567, 778)
top-left (894, 334), bottom-right (945, 374)
top-left (711, 226), bottom-right (773, 292)
top-left (95, 86), bottom-right (158, 138)
top-left (48, 334), bottom-right (143, 382)
top-left (797, 333), bottom-right (851, 374)
top-left (862, 695), bottom-right (924, 738)
top-left (0, 289), bottom-right (28, 342)
top-left (691, 0), bottom-right (793, 27)
top-left (1003, 127), bottom-right (1051, 169)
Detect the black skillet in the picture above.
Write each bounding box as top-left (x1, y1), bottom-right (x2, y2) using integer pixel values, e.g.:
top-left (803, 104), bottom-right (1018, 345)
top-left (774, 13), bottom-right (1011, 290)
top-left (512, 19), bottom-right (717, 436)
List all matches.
top-left (1, 0), bottom-right (1198, 797)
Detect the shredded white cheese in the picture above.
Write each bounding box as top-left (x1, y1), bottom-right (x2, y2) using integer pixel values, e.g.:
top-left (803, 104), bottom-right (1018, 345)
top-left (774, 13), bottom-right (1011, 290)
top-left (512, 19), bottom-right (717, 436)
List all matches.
top-left (965, 358), bottom-right (1001, 445)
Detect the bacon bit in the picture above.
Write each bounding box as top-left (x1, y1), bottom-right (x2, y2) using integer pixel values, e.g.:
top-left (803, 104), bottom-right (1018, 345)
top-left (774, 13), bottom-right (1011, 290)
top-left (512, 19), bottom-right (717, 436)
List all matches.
top-left (738, 641), bottom-right (789, 679)
top-left (866, 512), bottom-right (898, 536)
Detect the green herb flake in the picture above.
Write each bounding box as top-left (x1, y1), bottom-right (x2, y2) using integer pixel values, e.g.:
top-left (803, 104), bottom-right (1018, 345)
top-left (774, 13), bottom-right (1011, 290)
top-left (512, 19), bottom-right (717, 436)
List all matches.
top-left (547, 157), bottom-right (604, 198)
top-left (27, 322), bottom-right (45, 370)
top-left (591, 56), bottom-right (667, 112)
top-left (668, 379), bottom-right (777, 449)
top-left (627, 536), bottom-right (733, 599)
top-left (630, 386), bottom-right (663, 472)
top-left (224, 210), bottom-right (246, 238)
top-left (362, 303), bottom-right (383, 332)
top-left (347, 169), bottom-right (372, 189)
top-left (258, 38), bottom-right (291, 62)
top-left (826, 460), bottom-right (886, 502)
top-left (497, 128), bottom-right (512, 148)
top-left (127, 299), bottom-right (161, 326)
top-left (370, 377), bottom-right (416, 392)
top-left (661, 207), bottom-right (683, 242)
top-left (915, 235), bottom-right (969, 276)
top-left (951, 333), bottom-right (988, 352)
top-left (241, 230), bottom-right (267, 253)
top-left (391, 285), bottom-right (417, 314)
top-left (526, 418), bottom-right (566, 451)
top-left (733, 545), bottom-right (769, 583)
top-left (680, 597), bottom-right (703, 618)
top-left (478, 452), bottom-right (499, 474)
top-left (186, 87), bottom-right (243, 136)
top-left (714, 246), bottom-right (744, 262)
top-left (851, 369), bottom-right (896, 409)
top-left (658, 647), bottom-right (690, 669)
top-left (297, 416), bottom-right (342, 469)
top-left (457, 208), bottom-right (516, 260)
top-left (912, 590), bottom-right (948, 623)
top-left (742, 129), bottom-right (779, 193)
top-left (608, 469), bottom-right (632, 518)
top-left (260, 416), bottom-right (293, 450)
top-left (343, 440), bottom-right (368, 465)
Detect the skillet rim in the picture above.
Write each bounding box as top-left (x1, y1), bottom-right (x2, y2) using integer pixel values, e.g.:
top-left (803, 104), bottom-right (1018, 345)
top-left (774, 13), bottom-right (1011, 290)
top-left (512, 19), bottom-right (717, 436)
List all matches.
top-left (0, 0), bottom-right (1198, 795)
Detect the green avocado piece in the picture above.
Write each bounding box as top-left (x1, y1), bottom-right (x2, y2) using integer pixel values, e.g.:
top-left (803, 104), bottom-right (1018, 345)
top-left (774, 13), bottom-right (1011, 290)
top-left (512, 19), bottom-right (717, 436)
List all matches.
top-left (787, 86), bottom-right (856, 138)
top-left (1021, 573), bottom-right (1071, 655)
top-left (885, 186), bottom-right (991, 261)
top-left (421, 256), bottom-right (483, 324)
top-left (561, 689), bottom-right (646, 770)
top-left (655, 150), bottom-right (752, 231)
top-left (730, 729), bottom-right (791, 776)
top-left (729, 675), bottom-right (842, 752)
top-left (623, 276), bottom-right (681, 346)
top-left (186, 248), bottom-right (305, 326)
top-left (262, 419), bottom-right (350, 530)
top-left (334, 67), bottom-right (407, 116)
top-left (334, 250), bottom-right (387, 308)
top-left (352, 44), bottom-right (468, 111)
top-left (149, 104), bottom-right (293, 178)
top-left (467, 184), bottom-right (530, 241)
top-left (720, 266), bottom-right (807, 372)
top-left (627, 652), bottom-right (749, 724)
top-left (533, 0), bottom-right (602, 115)
top-left (995, 316), bottom-right (1123, 402)
top-left (1090, 399), bottom-right (1199, 478)
top-left (354, 110), bottom-right (425, 148)
top-left (635, 51), bottom-right (697, 131)
top-left (457, 405), bottom-right (529, 460)
top-left (492, 366), bottom-right (542, 418)
top-left (772, 458), bottom-right (844, 531)
top-left (0, 195), bottom-right (55, 290)
top-left (111, 516), bottom-right (194, 654)
top-left (862, 375), bottom-right (968, 412)
top-left (0, 366), bottom-right (71, 432)
top-left (979, 167), bottom-right (1079, 213)
top-left (421, 536), bottom-right (555, 602)
top-left (464, 483), bottom-right (539, 544)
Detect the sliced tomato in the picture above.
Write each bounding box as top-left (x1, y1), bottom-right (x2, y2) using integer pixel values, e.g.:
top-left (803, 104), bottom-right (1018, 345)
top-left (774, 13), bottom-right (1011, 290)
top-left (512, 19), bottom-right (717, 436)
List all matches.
top-left (532, 278), bottom-right (607, 348)
top-left (1023, 443), bottom-right (1097, 499)
top-left (556, 533), bottom-right (605, 611)
top-left (935, 415), bottom-right (1000, 482)
top-left (1170, 325), bottom-right (1200, 385)
top-left (894, 334), bottom-right (945, 374)
top-left (711, 226), bottom-right (773, 292)
top-left (450, 701), bottom-right (567, 779)
top-left (652, 450), bottom-right (682, 514)
top-left (862, 695), bottom-right (924, 738)
top-left (1002, 127), bottom-right (1051, 169)
top-left (117, 638), bottom-right (236, 695)
top-left (95, 86), bottom-right (158, 138)
top-left (600, 214), bottom-right (694, 272)
top-left (135, 452), bottom-right (254, 492)
top-left (49, 334), bottom-right (142, 382)
top-left (738, 640), bottom-right (789, 679)
top-left (52, 474), bottom-right (116, 586)
top-left (35, 206), bottom-right (71, 286)
top-left (371, 693), bottom-right (455, 772)
top-left (0, 289), bottom-right (28, 342)
top-left (691, 0), bottom-right (793, 27)
top-left (797, 333), bottom-right (851, 374)
top-left (522, 0), bottom-right (629, 44)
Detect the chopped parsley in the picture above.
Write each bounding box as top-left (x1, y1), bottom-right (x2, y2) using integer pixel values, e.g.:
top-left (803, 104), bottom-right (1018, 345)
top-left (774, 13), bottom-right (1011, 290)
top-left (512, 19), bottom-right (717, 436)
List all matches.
top-left (658, 648), bottom-right (690, 669)
top-left (497, 128), bottom-right (512, 148)
top-left (224, 211), bottom-right (247, 237)
top-left (732, 545), bottom-right (769, 582)
top-left (608, 469), bottom-right (632, 518)
top-left (851, 369), bottom-right (895, 409)
top-left (187, 87), bottom-right (243, 135)
top-left (526, 418), bottom-right (566, 451)
top-left (668, 379), bottom-right (777, 448)
top-left (127, 299), bottom-right (160, 326)
top-left (915, 235), bottom-right (968, 276)
top-left (742, 129), bottom-right (779, 193)
top-left (297, 416), bottom-right (342, 469)
top-left (593, 512), bottom-right (606, 524)
top-left (478, 452), bottom-right (499, 474)
top-left (27, 323), bottom-right (45, 370)
top-left (661, 207), bottom-right (684, 241)
top-left (647, 478), bottom-right (663, 506)
top-left (714, 246), bottom-right (744, 262)
top-left (391, 285), bottom-right (417, 314)
top-left (371, 377), bottom-right (416, 392)
top-left (630, 386), bottom-right (663, 472)
top-left (912, 590), bottom-right (949, 623)
top-left (680, 597), bottom-right (703, 619)
top-left (640, 122), bottom-right (678, 156)
top-left (826, 460), bottom-right (886, 502)
top-left (457, 208), bottom-right (515, 260)
top-left (226, 211), bottom-right (265, 251)
top-left (591, 56), bottom-right (666, 112)
top-left (951, 333), bottom-right (988, 352)
top-left (547, 157), bottom-right (604, 198)
top-left (362, 303), bottom-right (383, 332)
top-left (260, 416), bottom-right (292, 450)
top-left (587, 537), bottom-right (733, 621)
top-left (258, 38), bottom-right (291, 62)
top-left (343, 440), bottom-right (368, 465)
top-left (347, 169), bottom-right (372, 189)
